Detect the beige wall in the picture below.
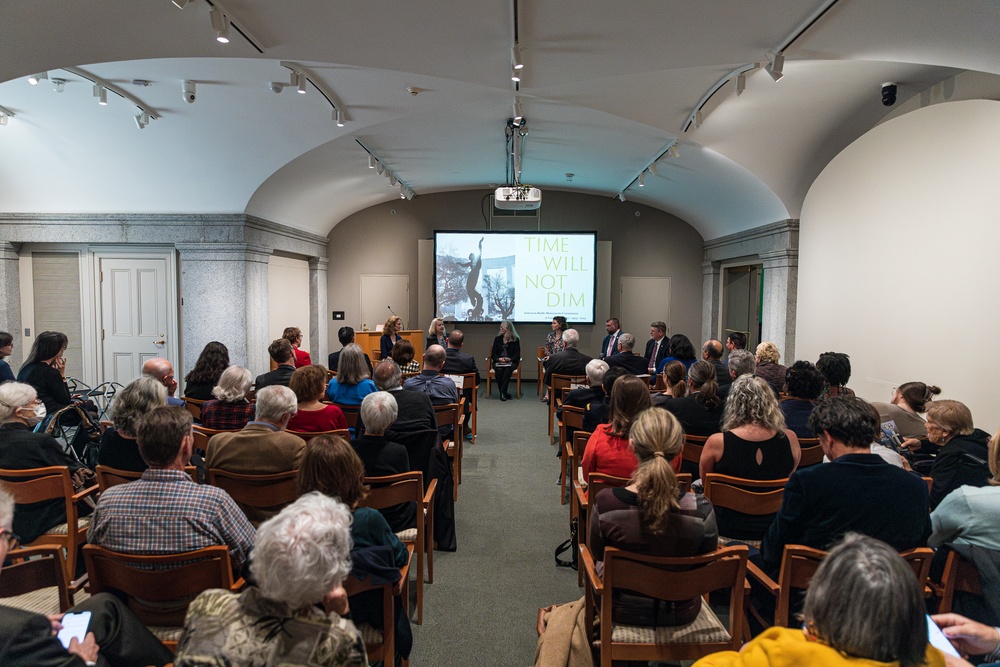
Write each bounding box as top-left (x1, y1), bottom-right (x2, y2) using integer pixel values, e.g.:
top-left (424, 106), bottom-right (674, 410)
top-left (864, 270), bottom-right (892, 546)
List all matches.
top-left (797, 99), bottom-right (1000, 431)
top-left (268, 254), bottom-right (311, 355)
top-left (326, 190), bottom-right (705, 379)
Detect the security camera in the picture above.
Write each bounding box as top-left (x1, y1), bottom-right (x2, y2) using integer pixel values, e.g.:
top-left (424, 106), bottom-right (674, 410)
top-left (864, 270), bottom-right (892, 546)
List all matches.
top-left (268, 82), bottom-right (284, 94)
top-left (182, 80), bottom-right (196, 104)
top-left (881, 82), bottom-right (897, 106)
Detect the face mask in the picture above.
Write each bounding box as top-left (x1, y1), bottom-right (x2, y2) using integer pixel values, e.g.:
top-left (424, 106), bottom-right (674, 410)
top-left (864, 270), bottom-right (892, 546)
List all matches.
top-left (20, 403), bottom-right (45, 425)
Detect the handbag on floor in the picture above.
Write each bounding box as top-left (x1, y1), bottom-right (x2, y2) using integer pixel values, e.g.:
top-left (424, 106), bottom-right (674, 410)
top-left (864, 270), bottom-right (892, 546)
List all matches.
top-left (554, 517), bottom-right (578, 571)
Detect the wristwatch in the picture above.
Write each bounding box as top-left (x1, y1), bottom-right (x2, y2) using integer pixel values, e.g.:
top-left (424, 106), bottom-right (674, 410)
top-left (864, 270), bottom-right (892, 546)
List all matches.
top-left (84, 661), bottom-right (97, 667)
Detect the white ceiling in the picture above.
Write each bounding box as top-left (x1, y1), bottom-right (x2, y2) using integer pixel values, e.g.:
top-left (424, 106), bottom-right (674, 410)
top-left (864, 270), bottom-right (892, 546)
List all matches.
top-left (0, 0), bottom-right (994, 240)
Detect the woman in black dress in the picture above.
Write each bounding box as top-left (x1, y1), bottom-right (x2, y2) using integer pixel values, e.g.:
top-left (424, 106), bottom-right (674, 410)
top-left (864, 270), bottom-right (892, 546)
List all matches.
top-left (183, 341), bottom-right (229, 400)
top-left (16, 330), bottom-right (72, 417)
top-left (490, 320), bottom-right (521, 401)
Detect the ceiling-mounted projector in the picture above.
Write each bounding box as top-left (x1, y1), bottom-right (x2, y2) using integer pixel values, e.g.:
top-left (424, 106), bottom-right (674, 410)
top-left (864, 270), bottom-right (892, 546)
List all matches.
top-left (494, 186), bottom-right (542, 210)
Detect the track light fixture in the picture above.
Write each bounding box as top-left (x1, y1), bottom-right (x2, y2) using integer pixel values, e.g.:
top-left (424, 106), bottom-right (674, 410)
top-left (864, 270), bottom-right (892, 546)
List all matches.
top-left (93, 84), bottom-right (108, 106)
top-left (210, 7), bottom-right (230, 43)
top-left (669, 143), bottom-right (680, 159)
top-left (512, 97), bottom-right (524, 124)
top-left (296, 72), bottom-right (307, 94)
top-left (0, 114), bottom-right (7, 126)
top-left (736, 72), bottom-right (746, 96)
top-left (694, 109), bottom-right (703, 128)
top-left (335, 108), bottom-right (344, 127)
top-left (357, 140), bottom-right (416, 200)
top-left (28, 72), bottom-right (48, 86)
top-left (368, 155), bottom-right (375, 169)
top-left (172, 0), bottom-right (192, 8)
top-left (638, 172), bottom-right (645, 187)
top-left (511, 68), bottom-right (520, 83)
top-left (618, 192), bottom-right (626, 202)
top-left (648, 163), bottom-right (658, 177)
top-left (376, 161), bottom-right (385, 175)
top-left (50, 78), bottom-right (66, 93)
top-left (390, 173), bottom-right (398, 186)
top-left (511, 44), bottom-right (524, 70)
top-left (766, 51), bottom-right (784, 82)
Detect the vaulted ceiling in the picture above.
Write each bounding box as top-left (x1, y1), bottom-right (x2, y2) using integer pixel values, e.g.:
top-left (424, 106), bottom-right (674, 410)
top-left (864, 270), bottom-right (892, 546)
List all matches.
top-left (1, 1), bottom-right (994, 240)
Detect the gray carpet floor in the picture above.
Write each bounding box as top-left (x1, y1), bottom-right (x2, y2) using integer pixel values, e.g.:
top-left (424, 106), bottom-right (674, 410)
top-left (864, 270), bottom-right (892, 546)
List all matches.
top-left (409, 382), bottom-right (581, 666)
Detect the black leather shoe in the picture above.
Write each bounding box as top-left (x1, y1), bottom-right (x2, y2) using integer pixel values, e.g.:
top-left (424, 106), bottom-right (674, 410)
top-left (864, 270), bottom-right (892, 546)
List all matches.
top-left (504, 393), bottom-right (514, 400)
top-left (500, 394), bottom-right (506, 401)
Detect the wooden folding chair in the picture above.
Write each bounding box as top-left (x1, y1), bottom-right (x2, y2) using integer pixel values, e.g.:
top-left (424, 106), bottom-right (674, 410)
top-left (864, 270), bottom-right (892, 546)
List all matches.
top-left (96, 464), bottom-right (197, 492)
top-left (0, 466), bottom-right (98, 591)
top-left (681, 434), bottom-right (709, 477)
top-left (0, 544), bottom-right (75, 614)
top-left (702, 473), bottom-right (788, 548)
top-left (548, 374), bottom-right (587, 441)
top-left (559, 405), bottom-right (585, 505)
top-left (332, 402), bottom-right (361, 430)
top-left (82, 544), bottom-right (243, 651)
top-left (207, 468), bottom-right (300, 527)
top-left (434, 400), bottom-right (464, 501)
top-left (537, 346), bottom-right (545, 396)
top-left (287, 428), bottom-right (351, 442)
top-left (573, 472), bottom-right (630, 587)
top-left (191, 425), bottom-right (238, 453)
top-left (581, 544), bottom-right (749, 665)
top-left (183, 397), bottom-right (208, 422)
top-left (344, 544), bottom-right (413, 665)
top-left (931, 548), bottom-right (984, 613)
top-left (361, 472), bottom-right (436, 625)
top-left (485, 352), bottom-right (521, 399)
top-left (797, 437), bottom-right (823, 467)
top-left (448, 372), bottom-right (479, 443)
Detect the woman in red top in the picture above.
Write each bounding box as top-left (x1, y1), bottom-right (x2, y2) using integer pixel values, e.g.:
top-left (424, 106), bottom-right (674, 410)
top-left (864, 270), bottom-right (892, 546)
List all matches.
top-left (582, 374), bottom-right (663, 483)
top-left (287, 364), bottom-right (347, 433)
top-left (283, 327), bottom-right (312, 368)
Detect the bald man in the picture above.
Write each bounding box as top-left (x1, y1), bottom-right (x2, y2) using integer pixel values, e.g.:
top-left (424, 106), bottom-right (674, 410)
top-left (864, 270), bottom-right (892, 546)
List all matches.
top-left (142, 358), bottom-right (184, 406)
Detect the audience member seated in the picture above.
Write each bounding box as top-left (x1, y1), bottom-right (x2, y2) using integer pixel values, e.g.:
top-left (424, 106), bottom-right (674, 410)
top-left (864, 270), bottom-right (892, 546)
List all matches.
top-left (88, 405), bottom-right (255, 575)
top-left (357, 360), bottom-right (437, 435)
top-left (581, 375), bottom-right (652, 483)
top-left (98, 375), bottom-right (166, 472)
top-left (0, 331), bottom-right (15, 384)
top-left (651, 360), bottom-right (688, 405)
top-left (391, 338), bottom-right (420, 374)
top-left (718, 348), bottom-right (756, 400)
top-left (351, 392), bottom-right (415, 533)
top-left (605, 332), bottom-right (649, 375)
top-left (753, 341), bottom-right (787, 395)
top-left (0, 489), bottom-right (174, 667)
top-left (697, 534), bottom-right (943, 667)
top-left (426, 316), bottom-right (448, 350)
top-left (182, 340), bottom-right (229, 400)
top-left (816, 350), bottom-right (854, 399)
top-left (199, 365), bottom-right (256, 430)
top-left (542, 328), bottom-right (592, 391)
top-left (296, 435), bottom-right (412, 662)
top-left (925, 399), bottom-right (991, 510)
top-left (380, 315), bottom-right (404, 361)
top-left (590, 408), bottom-right (717, 627)
top-left (644, 321), bottom-right (669, 374)
top-left (559, 359), bottom-right (607, 418)
top-left (930, 427), bottom-right (1000, 555)
top-left (759, 397), bottom-right (930, 580)
top-left (725, 331), bottom-right (747, 355)
top-left (0, 382), bottom-right (92, 544)
top-left (16, 330), bottom-right (76, 416)
top-left (142, 357), bottom-right (184, 407)
top-left (328, 325), bottom-right (373, 375)
top-left (490, 319), bottom-right (521, 401)
top-left (702, 338), bottom-right (732, 389)
top-left (255, 338), bottom-right (297, 391)
top-left (443, 330), bottom-right (481, 437)
top-left (658, 360), bottom-right (724, 437)
top-left (173, 493), bottom-right (367, 667)
top-left (779, 360), bottom-right (825, 439)
top-left (403, 344), bottom-right (459, 410)
top-left (326, 344), bottom-right (377, 406)
top-left (283, 325), bottom-right (312, 368)
top-left (701, 375), bottom-right (801, 541)
top-left (655, 333), bottom-right (698, 374)
top-left (288, 365), bottom-right (347, 433)
top-left (871, 381), bottom-right (940, 447)
top-left (541, 316), bottom-right (567, 401)
top-left (930, 613), bottom-right (1000, 667)
top-left (206, 385), bottom-right (306, 525)
top-left (582, 367), bottom-right (627, 432)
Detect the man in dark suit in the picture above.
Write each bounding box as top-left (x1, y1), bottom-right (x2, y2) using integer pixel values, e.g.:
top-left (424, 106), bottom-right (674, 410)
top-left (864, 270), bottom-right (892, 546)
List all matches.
top-left (644, 321), bottom-right (669, 372)
top-left (328, 326), bottom-right (374, 375)
top-left (0, 489), bottom-right (173, 667)
top-left (356, 360), bottom-right (437, 435)
top-left (542, 329), bottom-right (593, 388)
top-left (702, 339), bottom-right (732, 389)
top-left (605, 333), bottom-right (649, 375)
top-left (441, 330), bottom-right (480, 438)
top-left (759, 396), bottom-right (931, 579)
top-left (599, 317), bottom-right (622, 360)
top-left (254, 338), bottom-right (296, 390)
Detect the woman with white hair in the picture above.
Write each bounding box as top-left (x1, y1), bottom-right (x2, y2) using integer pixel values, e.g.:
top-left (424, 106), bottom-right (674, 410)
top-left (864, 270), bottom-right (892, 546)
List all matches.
top-left (0, 382), bottom-right (91, 543)
top-left (353, 392), bottom-right (414, 533)
top-left (199, 365), bottom-right (255, 430)
top-left (98, 375), bottom-right (167, 471)
top-left (173, 492), bottom-right (367, 667)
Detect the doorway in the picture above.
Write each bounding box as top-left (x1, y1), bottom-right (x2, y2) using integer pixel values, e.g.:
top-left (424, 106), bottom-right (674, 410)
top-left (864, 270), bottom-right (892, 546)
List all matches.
top-left (721, 264), bottom-right (762, 351)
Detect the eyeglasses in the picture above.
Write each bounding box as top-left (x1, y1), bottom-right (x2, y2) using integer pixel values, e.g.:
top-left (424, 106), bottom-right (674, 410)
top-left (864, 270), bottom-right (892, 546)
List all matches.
top-left (1, 529), bottom-right (21, 550)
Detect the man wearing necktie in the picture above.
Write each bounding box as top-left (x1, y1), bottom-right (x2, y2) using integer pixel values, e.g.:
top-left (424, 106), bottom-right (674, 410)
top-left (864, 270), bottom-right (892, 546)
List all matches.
top-left (599, 318), bottom-right (621, 360)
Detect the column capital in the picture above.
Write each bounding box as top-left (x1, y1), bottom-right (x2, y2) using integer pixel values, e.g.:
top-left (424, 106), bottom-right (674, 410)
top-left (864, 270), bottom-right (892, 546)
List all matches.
top-left (176, 242), bottom-right (272, 263)
top-left (759, 248), bottom-right (798, 269)
top-left (702, 259), bottom-right (720, 276)
top-left (0, 242), bottom-right (21, 260)
top-left (308, 256), bottom-right (330, 271)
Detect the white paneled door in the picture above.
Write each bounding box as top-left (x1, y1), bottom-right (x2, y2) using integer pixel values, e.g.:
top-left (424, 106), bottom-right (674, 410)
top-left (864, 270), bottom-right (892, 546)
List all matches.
top-left (99, 256), bottom-right (173, 386)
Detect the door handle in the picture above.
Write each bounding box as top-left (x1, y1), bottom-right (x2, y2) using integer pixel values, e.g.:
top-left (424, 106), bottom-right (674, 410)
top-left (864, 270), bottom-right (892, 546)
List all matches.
top-left (154, 339), bottom-right (166, 345)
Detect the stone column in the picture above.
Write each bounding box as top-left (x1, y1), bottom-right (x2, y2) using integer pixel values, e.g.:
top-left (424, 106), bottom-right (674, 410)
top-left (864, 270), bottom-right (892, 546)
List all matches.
top-left (308, 257), bottom-right (329, 367)
top-left (177, 243), bottom-right (272, 378)
top-left (0, 243), bottom-right (22, 367)
top-left (759, 248), bottom-right (798, 361)
top-left (701, 259), bottom-right (721, 345)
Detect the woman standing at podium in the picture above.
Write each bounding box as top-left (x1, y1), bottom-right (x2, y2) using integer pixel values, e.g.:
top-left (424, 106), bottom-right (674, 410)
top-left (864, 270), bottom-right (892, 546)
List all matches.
top-left (380, 315), bottom-right (403, 361)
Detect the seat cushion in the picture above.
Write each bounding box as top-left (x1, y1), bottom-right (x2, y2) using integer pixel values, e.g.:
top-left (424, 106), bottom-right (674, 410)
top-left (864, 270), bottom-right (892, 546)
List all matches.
top-left (43, 516), bottom-right (92, 536)
top-left (610, 601), bottom-right (731, 644)
top-left (395, 528), bottom-right (418, 542)
top-left (0, 586), bottom-right (90, 616)
top-left (358, 623), bottom-right (383, 644)
top-left (148, 625), bottom-right (184, 642)
top-left (719, 536), bottom-right (761, 550)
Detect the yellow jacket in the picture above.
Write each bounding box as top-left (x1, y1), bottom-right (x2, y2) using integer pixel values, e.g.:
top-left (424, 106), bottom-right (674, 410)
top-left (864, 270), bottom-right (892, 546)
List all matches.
top-left (693, 627), bottom-right (946, 667)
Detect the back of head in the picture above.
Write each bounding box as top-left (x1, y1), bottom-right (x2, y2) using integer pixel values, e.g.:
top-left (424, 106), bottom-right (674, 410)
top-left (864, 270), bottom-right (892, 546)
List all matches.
top-left (807, 396), bottom-right (877, 448)
top-left (112, 376), bottom-right (167, 435)
top-left (629, 408), bottom-right (684, 531)
top-left (585, 359), bottom-right (609, 387)
top-left (268, 338), bottom-right (294, 364)
top-left (0, 331), bottom-right (11, 350)
top-left (23, 330), bottom-right (67, 366)
top-left (726, 331), bottom-right (747, 350)
top-left (816, 351), bottom-right (851, 387)
top-left (360, 391), bottom-right (398, 435)
top-left (602, 366), bottom-right (628, 395)
top-left (786, 360), bottom-right (826, 401)
top-left (804, 533), bottom-right (926, 667)
top-left (755, 341), bottom-right (781, 364)
top-left (925, 399), bottom-right (974, 437)
top-left (137, 405), bottom-right (192, 467)
top-left (898, 381), bottom-right (941, 413)
top-left (447, 330), bottom-right (464, 348)
top-left (336, 344), bottom-right (369, 385)
top-left (722, 374), bottom-right (785, 432)
top-left (337, 326), bottom-right (355, 347)
top-left (609, 374), bottom-right (652, 438)
top-left (687, 360), bottom-right (720, 409)
top-left (251, 492), bottom-right (353, 610)
top-left (562, 329), bottom-right (580, 348)
top-left (423, 344), bottom-right (446, 369)
top-left (296, 435), bottom-right (368, 506)
top-left (618, 332), bottom-right (635, 352)
top-left (185, 341), bottom-right (230, 384)
top-left (255, 385), bottom-right (298, 423)
top-left (703, 339), bottom-right (723, 360)
top-left (668, 334), bottom-right (696, 360)
top-left (391, 339), bottom-right (415, 366)
top-left (289, 365), bottom-right (328, 403)
top-left (727, 349), bottom-right (756, 377)
top-left (662, 360), bottom-right (687, 397)
top-left (0, 382), bottom-right (37, 422)
top-left (373, 359), bottom-right (402, 391)
top-left (282, 327), bottom-right (301, 344)
top-left (212, 365), bottom-right (252, 402)
top-left (142, 357), bottom-right (172, 381)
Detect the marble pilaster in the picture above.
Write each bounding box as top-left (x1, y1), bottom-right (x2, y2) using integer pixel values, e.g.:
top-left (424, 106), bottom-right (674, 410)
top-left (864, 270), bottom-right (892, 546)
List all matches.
top-left (0, 243), bottom-right (22, 367)
top-left (759, 249), bottom-right (798, 362)
top-left (701, 260), bottom-right (721, 346)
top-left (308, 257), bottom-right (329, 366)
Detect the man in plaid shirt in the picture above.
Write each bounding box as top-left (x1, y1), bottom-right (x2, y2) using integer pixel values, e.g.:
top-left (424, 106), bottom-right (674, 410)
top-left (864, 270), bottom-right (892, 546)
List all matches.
top-left (88, 405), bottom-right (255, 575)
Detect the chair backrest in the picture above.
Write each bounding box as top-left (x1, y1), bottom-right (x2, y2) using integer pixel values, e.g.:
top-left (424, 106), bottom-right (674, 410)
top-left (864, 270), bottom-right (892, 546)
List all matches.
top-left (676, 472), bottom-right (693, 495)
top-left (184, 397), bottom-right (208, 421)
top-left (0, 466), bottom-right (74, 506)
top-left (937, 548), bottom-right (984, 613)
top-left (0, 544), bottom-right (72, 612)
top-left (562, 404), bottom-right (585, 431)
top-left (587, 472), bottom-right (630, 496)
top-left (361, 471), bottom-right (423, 510)
top-left (702, 473), bottom-right (788, 516)
top-left (207, 468), bottom-right (300, 507)
top-left (287, 428), bottom-right (351, 442)
top-left (343, 572), bottom-right (395, 663)
top-left (433, 402), bottom-right (461, 438)
top-left (798, 439), bottom-right (824, 467)
top-left (192, 425), bottom-right (237, 452)
top-left (332, 403), bottom-right (360, 429)
top-left (96, 464), bottom-right (197, 491)
top-left (682, 434), bottom-right (709, 466)
top-left (550, 373), bottom-right (586, 392)
top-left (82, 544), bottom-right (236, 626)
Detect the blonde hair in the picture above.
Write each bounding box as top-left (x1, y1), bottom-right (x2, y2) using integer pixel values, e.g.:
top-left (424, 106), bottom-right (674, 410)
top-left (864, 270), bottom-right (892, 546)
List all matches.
top-left (383, 316), bottom-right (401, 336)
top-left (427, 318), bottom-right (444, 337)
top-left (501, 320), bottom-right (519, 344)
top-left (755, 341), bottom-right (781, 364)
top-left (661, 360), bottom-right (687, 397)
top-left (722, 374), bottom-right (787, 432)
top-left (926, 400), bottom-right (974, 438)
top-left (629, 408), bottom-right (685, 531)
